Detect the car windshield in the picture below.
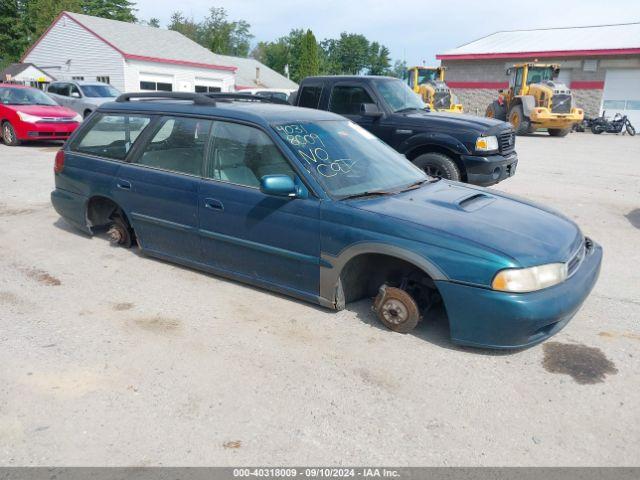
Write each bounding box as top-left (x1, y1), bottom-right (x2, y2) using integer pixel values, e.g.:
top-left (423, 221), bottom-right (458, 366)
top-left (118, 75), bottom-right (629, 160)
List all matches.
top-left (80, 84), bottom-right (120, 98)
top-left (0, 87), bottom-right (58, 106)
top-left (527, 67), bottom-right (554, 85)
top-left (376, 78), bottom-right (427, 113)
top-left (273, 120), bottom-right (427, 198)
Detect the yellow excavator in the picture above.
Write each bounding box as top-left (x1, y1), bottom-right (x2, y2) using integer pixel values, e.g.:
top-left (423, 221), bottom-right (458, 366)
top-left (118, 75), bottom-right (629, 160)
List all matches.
top-left (406, 66), bottom-right (463, 113)
top-left (485, 63), bottom-right (583, 136)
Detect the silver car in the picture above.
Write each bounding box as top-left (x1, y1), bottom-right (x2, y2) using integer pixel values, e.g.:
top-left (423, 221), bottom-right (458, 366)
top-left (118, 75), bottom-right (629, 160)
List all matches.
top-left (47, 81), bottom-right (120, 118)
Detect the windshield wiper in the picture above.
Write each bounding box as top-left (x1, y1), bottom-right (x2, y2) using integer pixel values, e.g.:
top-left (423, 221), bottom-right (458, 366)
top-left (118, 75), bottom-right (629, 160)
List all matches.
top-left (399, 178), bottom-right (433, 192)
top-left (340, 190), bottom-right (395, 200)
top-left (394, 107), bottom-right (420, 113)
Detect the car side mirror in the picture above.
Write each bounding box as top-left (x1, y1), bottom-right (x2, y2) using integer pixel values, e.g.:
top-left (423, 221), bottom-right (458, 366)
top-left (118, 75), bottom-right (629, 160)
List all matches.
top-left (360, 103), bottom-right (383, 118)
top-left (71, 92), bottom-right (81, 98)
top-left (260, 175), bottom-right (298, 198)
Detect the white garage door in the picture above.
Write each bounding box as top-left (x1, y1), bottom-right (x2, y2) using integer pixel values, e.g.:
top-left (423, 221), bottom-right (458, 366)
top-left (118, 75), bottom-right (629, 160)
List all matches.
top-left (602, 69), bottom-right (640, 127)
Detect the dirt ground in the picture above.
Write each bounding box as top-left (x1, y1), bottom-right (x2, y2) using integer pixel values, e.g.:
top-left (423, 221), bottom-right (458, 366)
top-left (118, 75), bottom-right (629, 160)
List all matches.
top-left (0, 132), bottom-right (639, 466)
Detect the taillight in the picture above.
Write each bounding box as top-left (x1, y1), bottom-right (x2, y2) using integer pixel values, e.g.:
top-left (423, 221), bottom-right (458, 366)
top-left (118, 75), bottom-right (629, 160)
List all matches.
top-left (54, 150), bottom-right (65, 174)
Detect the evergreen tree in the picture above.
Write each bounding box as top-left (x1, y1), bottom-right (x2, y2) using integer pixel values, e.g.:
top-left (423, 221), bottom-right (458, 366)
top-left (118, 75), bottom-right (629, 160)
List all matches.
top-left (82, 0), bottom-right (136, 22)
top-left (297, 29), bottom-right (319, 81)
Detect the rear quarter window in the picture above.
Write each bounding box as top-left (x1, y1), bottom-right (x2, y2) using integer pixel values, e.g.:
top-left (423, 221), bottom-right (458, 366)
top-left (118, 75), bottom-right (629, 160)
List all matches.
top-left (298, 86), bottom-right (323, 109)
top-left (71, 113), bottom-right (152, 160)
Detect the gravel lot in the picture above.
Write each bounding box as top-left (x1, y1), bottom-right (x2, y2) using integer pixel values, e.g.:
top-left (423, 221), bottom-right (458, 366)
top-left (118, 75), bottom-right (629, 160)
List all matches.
top-left (0, 132), bottom-right (639, 466)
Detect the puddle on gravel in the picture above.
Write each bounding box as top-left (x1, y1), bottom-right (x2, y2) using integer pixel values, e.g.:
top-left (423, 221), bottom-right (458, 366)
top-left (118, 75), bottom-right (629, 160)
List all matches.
top-left (542, 342), bottom-right (618, 384)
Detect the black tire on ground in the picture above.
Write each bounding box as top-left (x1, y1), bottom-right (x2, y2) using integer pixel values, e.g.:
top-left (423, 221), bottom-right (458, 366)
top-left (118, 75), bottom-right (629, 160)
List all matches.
top-left (485, 101), bottom-right (506, 121)
top-left (548, 128), bottom-right (571, 137)
top-left (373, 286), bottom-right (420, 334)
top-left (627, 124), bottom-right (636, 136)
top-left (107, 213), bottom-right (134, 248)
top-left (2, 122), bottom-right (21, 146)
top-left (526, 123), bottom-right (538, 134)
top-left (591, 123), bottom-right (605, 134)
top-left (412, 152), bottom-right (461, 181)
top-left (508, 104), bottom-right (530, 135)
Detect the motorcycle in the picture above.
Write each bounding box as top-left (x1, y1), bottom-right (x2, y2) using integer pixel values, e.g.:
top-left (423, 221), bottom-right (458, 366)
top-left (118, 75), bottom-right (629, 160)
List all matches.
top-left (590, 111), bottom-right (636, 136)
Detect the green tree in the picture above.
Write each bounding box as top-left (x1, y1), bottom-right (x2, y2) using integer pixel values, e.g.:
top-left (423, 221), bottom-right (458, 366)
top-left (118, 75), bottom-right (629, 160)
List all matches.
top-left (297, 29), bottom-right (319, 81)
top-left (390, 59), bottom-right (408, 79)
top-left (146, 17), bottom-right (160, 28)
top-left (0, 0), bottom-right (30, 69)
top-left (367, 42), bottom-right (391, 75)
top-left (168, 11), bottom-right (199, 42)
top-left (23, 0), bottom-right (82, 43)
top-left (81, 0), bottom-right (136, 22)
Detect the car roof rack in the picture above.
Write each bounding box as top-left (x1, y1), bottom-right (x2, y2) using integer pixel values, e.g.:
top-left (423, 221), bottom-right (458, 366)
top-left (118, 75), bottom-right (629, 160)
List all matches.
top-left (204, 93), bottom-right (289, 105)
top-left (115, 92), bottom-right (217, 105)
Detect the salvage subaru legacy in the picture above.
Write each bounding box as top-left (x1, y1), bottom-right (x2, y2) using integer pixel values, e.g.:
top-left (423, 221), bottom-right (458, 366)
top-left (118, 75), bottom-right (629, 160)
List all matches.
top-left (51, 92), bottom-right (602, 349)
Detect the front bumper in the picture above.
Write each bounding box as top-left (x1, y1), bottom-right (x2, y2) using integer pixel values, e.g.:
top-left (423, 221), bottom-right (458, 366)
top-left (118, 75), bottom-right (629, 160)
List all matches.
top-left (16, 121), bottom-right (79, 141)
top-left (461, 151), bottom-right (518, 187)
top-left (435, 240), bottom-right (602, 349)
top-left (529, 107), bottom-right (584, 128)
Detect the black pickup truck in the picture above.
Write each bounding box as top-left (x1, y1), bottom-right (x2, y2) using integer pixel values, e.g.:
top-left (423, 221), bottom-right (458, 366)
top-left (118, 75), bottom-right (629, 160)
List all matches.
top-left (292, 76), bottom-right (518, 186)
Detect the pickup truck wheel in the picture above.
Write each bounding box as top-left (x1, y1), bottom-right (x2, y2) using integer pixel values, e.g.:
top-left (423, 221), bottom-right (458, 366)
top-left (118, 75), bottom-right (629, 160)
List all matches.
top-left (548, 128), bottom-right (571, 137)
top-left (508, 105), bottom-right (530, 135)
top-left (2, 122), bottom-right (21, 146)
top-left (413, 152), bottom-right (460, 181)
top-left (373, 285), bottom-right (420, 334)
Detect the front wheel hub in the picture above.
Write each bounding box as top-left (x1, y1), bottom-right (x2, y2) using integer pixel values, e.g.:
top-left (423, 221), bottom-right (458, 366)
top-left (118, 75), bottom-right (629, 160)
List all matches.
top-left (373, 285), bottom-right (420, 333)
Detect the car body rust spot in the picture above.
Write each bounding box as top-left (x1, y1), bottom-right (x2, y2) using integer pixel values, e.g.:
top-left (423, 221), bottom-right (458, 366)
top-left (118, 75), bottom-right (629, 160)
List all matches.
top-left (542, 342), bottom-right (618, 384)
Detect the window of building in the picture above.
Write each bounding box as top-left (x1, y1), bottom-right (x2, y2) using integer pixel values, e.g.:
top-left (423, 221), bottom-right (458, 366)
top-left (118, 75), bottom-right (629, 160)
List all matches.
top-left (139, 81), bottom-right (173, 92)
top-left (298, 86), bottom-right (322, 109)
top-left (96, 76), bottom-right (110, 84)
top-left (72, 114), bottom-right (152, 160)
top-left (136, 116), bottom-right (213, 176)
top-left (195, 85), bottom-right (222, 93)
top-left (329, 85), bottom-right (375, 115)
top-left (72, 76), bottom-right (85, 81)
top-left (206, 121), bottom-right (295, 188)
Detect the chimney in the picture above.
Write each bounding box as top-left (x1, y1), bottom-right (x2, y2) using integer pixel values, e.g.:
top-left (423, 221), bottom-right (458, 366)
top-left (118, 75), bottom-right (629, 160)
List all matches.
top-left (255, 66), bottom-right (261, 85)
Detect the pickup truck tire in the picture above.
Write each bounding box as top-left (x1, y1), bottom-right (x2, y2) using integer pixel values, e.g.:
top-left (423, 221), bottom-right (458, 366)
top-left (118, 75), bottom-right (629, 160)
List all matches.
top-left (508, 105), bottom-right (530, 135)
top-left (486, 101), bottom-right (506, 121)
top-left (548, 128), bottom-right (571, 137)
top-left (413, 152), bottom-right (460, 181)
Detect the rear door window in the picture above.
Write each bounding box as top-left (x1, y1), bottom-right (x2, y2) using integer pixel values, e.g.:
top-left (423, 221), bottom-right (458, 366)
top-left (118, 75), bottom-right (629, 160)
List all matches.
top-left (298, 86), bottom-right (323, 109)
top-left (72, 113), bottom-right (152, 160)
top-left (134, 116), bottom-right (213, 176)
top-left (329, 85), bottom-right (374, 115)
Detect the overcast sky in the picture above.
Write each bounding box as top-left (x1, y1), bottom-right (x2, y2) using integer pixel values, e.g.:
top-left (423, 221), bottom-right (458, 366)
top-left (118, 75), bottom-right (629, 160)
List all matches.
top-left (135, 0), bottom-right (640, 65)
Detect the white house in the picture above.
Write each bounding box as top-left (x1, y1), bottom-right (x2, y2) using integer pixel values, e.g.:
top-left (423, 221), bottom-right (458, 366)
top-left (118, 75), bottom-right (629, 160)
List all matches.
top-left (0, 63), bottom-right (56, 89)
top-left (21, 11), bottom-right (297, 94)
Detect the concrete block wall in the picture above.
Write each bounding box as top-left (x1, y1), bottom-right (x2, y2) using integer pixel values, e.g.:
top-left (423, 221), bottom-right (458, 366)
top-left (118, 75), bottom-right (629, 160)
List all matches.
top-left (452, 88), bottom-right (498, 116)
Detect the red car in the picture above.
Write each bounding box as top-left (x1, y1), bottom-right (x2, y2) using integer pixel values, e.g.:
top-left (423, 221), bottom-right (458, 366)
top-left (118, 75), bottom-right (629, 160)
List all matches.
top-left (0, 83), bottom-right (82, 146)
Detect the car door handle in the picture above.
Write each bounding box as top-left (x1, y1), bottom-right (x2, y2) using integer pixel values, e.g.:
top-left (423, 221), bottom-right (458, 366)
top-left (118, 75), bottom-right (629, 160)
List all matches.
top-left (116, 179), bottom-right (131, 190)
top-left (204, 198), bottom-right (224, 211)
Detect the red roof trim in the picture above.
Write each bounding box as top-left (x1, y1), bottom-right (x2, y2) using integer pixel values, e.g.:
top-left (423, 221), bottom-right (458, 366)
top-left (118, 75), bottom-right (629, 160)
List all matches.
top-left (437, 48), bottom-right (640, 60)
top-left (570, 81), bottom-right (605, 89)
top-left (124, 54), bottom-right (236, 71)
top-left (447, 81), bottom-right (509, 89)
top-left (22, 12), bottom-right (237, 72)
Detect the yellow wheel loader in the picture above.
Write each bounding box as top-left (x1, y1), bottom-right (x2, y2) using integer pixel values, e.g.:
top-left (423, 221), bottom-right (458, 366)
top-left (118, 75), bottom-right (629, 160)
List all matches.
top-left (406, 66), bottom-right (463, 113)
top-left (485, 63), bottom-right (583, 136)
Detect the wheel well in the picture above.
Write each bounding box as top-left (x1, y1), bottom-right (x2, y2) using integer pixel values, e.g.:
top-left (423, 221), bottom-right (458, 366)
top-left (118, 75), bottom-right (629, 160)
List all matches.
top-left (84, 109), bottom-right (92, 117)
top-left (405, 145), bottom-right (467, 180)
top-left (86, 196), bottom-right (125, 229)
top-left (339, 253), bottom-right (438, 306)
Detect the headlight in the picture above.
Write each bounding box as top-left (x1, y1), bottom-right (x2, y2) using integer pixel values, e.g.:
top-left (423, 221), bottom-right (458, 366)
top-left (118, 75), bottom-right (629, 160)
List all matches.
top-left (72, 113), bottom-right (83, 123)
top-left (475, 135), bottom-right (498, 152)
top-left (17, 111), bottom-right (42, 123)
top-left (492, 263), bottom-right (568, 293)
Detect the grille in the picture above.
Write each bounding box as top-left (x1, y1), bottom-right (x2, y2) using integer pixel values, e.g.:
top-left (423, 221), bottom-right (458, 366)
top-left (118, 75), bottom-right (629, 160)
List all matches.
top-left (433, 92), bottom-right (451, 109)
top-left (551, 94), bottom-right (571, 114)
top-left (37, 117), bottom-right (76, 123)
top-left (498, 130), bottom-right (516, 153)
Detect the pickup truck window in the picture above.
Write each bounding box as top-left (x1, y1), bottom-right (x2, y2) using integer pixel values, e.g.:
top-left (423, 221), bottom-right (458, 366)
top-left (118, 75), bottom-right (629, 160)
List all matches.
top-left (298, 86), bottom-right (322, 109)
top-left (377, 78), bottom-right (426, 113)
top-left (273, 120), bottom-right (425, 198)
top-left (329, 85), bottom-right (375, 115)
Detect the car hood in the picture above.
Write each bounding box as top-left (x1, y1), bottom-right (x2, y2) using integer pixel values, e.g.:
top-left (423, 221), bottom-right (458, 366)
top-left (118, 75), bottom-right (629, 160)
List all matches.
top-left (398, 110), bottom-right (508, 133)
top-left (349, 181), bottom-right (583, 267)
top-left (83, 96), bottom-right (117, 106)
top-left (4, 104), bottom-right (77, 117)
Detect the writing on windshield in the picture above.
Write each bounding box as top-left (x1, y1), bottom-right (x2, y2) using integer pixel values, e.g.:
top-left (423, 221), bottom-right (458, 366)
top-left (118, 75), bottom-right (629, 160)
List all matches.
top-left (274, 123), bottom-right (357, 178)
